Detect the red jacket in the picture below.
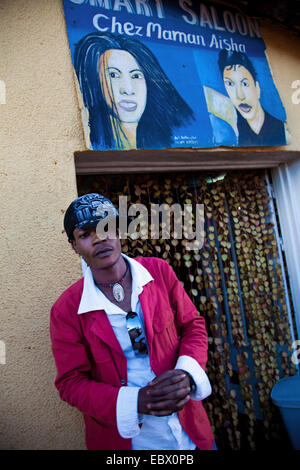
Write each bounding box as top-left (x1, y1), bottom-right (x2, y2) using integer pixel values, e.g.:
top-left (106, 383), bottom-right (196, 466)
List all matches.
top-left (50, 257), bottom-right (214, 450)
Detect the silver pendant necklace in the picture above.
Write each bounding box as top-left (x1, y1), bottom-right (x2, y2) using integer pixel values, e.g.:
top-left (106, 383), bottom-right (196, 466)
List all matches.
top-left (95, 261), bottom-right (129, 302)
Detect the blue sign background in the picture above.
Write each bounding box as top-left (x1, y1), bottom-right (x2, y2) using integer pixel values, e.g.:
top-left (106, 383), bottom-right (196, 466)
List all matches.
top-left (62, 0), bottom-right (288, 150)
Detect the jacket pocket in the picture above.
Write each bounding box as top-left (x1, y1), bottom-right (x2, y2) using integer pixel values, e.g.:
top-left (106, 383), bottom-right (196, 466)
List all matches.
top-left (153, 311), bottom-right (179, 350)
top-left (91, 340), bottom-right (113, 364)
top-left (153, 311), bottom-right (174, 332)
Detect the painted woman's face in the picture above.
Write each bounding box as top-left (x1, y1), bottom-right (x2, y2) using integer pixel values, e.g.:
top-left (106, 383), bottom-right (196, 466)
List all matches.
top-left (99, 49), bottom-right (147, 124)
top-left (223, 65), bottom-right (261, 121)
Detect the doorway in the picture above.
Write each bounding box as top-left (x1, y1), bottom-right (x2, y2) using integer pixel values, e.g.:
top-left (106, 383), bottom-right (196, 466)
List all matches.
top-left (77, 169), bottom-right (297, 450)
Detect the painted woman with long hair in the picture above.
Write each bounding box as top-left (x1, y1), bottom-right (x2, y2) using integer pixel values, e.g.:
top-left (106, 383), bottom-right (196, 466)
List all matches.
top-left (74, 32), bottom-right (195, 150)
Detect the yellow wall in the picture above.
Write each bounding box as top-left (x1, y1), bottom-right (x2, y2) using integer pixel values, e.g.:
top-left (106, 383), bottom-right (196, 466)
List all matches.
top-left (262, 24), bottom-right (300, 150)
top-left (0, 0), bottom-right (299, 449)
top-left (0, 0), bottom-right (86, 449)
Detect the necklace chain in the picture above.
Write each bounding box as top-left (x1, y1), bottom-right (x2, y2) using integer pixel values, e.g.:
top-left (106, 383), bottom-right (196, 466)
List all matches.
top-left (95, 261), bottom-right (129, 288)
top-left (95, 261), bottom-right (129, 303)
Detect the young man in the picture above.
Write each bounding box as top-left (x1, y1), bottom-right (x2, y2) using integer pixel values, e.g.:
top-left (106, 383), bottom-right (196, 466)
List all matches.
top-left (50, 193), bottom-right (214, 450)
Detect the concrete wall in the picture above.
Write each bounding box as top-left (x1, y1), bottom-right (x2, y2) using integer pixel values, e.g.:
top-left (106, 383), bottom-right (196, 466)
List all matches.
top-left (262, 23), bottom-right (300, 150)
top-left (0, 0), bottom-right (86, 449)
top-left (0, 0), bottom-right (299, 449)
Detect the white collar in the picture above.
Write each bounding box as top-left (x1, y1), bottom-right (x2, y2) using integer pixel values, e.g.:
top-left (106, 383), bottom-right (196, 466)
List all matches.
top-left (77, 254), bottom-right (153, 315)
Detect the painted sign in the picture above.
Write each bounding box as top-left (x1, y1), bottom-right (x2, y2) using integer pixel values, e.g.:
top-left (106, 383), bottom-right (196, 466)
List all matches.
top-left (62, 0), bottom-right (289, 150)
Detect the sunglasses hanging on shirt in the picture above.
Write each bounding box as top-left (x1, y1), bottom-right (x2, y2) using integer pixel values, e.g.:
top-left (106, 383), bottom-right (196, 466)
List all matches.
top-left (126, 311), bottom-right (148, 355)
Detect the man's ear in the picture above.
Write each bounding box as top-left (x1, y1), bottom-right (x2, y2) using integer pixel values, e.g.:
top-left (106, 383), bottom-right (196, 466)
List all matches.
top-left (71, 239), bottom-right (79, 254)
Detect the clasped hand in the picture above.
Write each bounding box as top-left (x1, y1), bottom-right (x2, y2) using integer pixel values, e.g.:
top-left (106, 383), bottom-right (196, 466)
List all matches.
top-left (138, 370), bottom-right (191, 417)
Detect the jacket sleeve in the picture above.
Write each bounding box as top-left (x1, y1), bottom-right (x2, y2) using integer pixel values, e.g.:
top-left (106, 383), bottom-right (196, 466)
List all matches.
top-left (50, 302), bottom-right (120, 428)
top-left (161, 260), bottom-right (209, 371)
